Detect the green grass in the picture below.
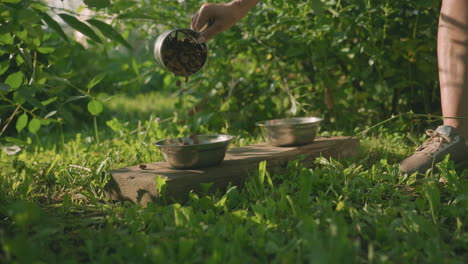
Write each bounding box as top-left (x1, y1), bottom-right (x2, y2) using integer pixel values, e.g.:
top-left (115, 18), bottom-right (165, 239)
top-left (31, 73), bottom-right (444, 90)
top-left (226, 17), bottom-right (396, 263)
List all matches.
top-left (0, 93), bottom-right (467, 263)
top-left (101, 92), bottom-right (182, 123)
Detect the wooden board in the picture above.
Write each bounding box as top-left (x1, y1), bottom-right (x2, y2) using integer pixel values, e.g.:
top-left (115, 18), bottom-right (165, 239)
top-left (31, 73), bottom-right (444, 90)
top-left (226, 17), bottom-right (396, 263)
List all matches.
top-left (105, 136), bottom-right (359, 206)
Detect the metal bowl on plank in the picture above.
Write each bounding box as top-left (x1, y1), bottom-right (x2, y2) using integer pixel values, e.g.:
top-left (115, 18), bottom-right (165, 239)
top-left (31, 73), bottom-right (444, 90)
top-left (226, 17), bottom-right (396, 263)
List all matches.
top-left (255, 117), bottom-right (322, 147)
top-left (153, 134), bottom-right (235, 169)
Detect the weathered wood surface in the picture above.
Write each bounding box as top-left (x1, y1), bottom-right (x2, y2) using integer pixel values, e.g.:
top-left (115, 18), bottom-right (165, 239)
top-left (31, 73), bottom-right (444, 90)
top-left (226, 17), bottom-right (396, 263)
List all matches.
top-left (105, 136), bottom-right (360, 206)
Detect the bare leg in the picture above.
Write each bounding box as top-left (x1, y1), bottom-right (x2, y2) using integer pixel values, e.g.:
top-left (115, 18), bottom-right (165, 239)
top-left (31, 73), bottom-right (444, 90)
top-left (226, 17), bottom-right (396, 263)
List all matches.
top-left (438, 0), bottom-right (468, 138)
top-left (399, 1), bottom-right (468, 174)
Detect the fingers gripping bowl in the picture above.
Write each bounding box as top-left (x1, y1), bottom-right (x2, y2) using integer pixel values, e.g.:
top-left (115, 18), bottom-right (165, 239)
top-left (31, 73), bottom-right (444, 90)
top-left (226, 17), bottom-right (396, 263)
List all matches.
top-left (256, 117), bottom-right (322, 147)
top-left (153, 134), bottom-right (235, 169)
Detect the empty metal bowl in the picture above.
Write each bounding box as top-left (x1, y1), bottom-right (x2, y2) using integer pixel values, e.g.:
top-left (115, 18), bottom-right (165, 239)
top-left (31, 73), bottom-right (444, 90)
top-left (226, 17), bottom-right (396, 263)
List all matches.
top-left (153, 134), bottom-right (235, 169)
top-left (255, 117), bottom-right (322, 146)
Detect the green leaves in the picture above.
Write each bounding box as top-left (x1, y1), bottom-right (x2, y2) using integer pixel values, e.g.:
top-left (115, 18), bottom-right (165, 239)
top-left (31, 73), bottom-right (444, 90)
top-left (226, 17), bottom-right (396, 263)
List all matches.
top-left (16, 113), bottom-right (42, 134)
top-left (86, 73), bottom-right (106, 91)
top-left (84, 0), bottom-right (110, 9)
top-left (87, 19), bottom-right (131, 49)
top-left (5, 71), bottom-right (23, 89)
top-left (0, 33), bottom-right (14, 45)
top-left (258, 160), bottom-right (267, 185)
top-left (0, 60), bottom-right (10, 75)
top-left (59, 13), bottom-right (102, 43)
top-left (15, 85), bottom-right (44, 109)
top-left (87, 100), bottom-right (103, 116)
top-left (424, 181), bottom-right (441, 224)
top-left (311, 0), bottom-right (325, 15)
top-left (37, 10), bottom-right (69, 42)
top-left (154, 175), bottom-right (167, 197)
top-left (38, 10), bottom-right (129, 49)
top-left (1, 3), bottom-right (135, 139)
top-left (56, 14), bottom-right (130, 48)
top-left (16, 113), bottom-right (28, 133)
top-left (28, 118), bottom-right (41, 134)
top-left (0, 82), bottom-right (10, 93)
top-left (1, 0), bottom-right (22, 3)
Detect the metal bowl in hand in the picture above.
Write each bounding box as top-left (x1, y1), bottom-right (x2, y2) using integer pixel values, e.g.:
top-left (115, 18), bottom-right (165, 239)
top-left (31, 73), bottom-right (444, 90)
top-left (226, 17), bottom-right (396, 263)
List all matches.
top-left (154, 28), bottom-right (207, 78)
top-left (256, 117), bottom-right (322, 147)
top-left (153, 134), bottom-right (235, 169)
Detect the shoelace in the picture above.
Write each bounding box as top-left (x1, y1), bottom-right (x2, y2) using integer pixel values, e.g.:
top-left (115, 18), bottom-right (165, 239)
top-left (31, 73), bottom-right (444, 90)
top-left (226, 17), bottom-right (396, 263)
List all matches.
top-left (416, 129), bottom-right (452, 155)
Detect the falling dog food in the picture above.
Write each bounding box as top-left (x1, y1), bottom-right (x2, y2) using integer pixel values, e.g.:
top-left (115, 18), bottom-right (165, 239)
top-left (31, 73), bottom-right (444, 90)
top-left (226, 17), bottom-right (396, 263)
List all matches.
top-left (167, 134), bottom-right (200, 145)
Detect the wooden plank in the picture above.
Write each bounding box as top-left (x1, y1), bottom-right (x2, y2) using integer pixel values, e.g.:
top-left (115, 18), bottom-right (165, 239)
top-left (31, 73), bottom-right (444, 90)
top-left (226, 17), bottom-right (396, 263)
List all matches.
top-left (105, 136), bottom-right (359, 206)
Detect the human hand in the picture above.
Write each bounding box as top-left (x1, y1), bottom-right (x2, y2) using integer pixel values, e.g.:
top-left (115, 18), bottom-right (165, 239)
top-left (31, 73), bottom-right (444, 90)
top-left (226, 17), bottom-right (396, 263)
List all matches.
top-left (191, 1), bottom-right (249, 43)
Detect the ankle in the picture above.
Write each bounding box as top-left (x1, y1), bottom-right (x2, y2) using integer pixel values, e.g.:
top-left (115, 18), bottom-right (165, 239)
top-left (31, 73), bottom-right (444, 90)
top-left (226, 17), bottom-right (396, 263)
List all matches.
top-left (442, 121), bottom-right (468, 138)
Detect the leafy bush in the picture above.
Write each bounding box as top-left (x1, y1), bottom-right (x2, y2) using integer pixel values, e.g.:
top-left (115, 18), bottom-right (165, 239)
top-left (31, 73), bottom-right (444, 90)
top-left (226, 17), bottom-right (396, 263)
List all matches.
top-left (187, 0), bottom-right (441, 133)
top-left (1, 0), bottom-right (441, 141)
top-left (0, 0), bottom-right (178, 141)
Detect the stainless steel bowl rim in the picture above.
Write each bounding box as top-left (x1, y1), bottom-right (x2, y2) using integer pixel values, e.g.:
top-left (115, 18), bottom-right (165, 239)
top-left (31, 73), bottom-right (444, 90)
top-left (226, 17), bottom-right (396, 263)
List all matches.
top-left (153, 134), bottom-right (235, 151)
top-left (255, 117), bottom-right (322, 127)
top-left (154, 134), bottom-right (234, 169)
